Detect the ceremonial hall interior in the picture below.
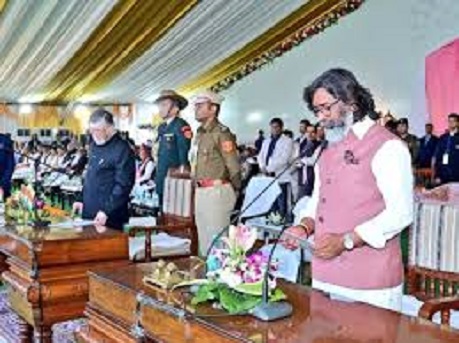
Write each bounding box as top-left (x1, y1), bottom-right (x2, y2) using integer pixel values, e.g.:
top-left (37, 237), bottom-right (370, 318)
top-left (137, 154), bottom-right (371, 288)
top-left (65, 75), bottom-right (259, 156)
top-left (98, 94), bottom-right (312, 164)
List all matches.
top-left (1, 0), bottom-right (459, 342)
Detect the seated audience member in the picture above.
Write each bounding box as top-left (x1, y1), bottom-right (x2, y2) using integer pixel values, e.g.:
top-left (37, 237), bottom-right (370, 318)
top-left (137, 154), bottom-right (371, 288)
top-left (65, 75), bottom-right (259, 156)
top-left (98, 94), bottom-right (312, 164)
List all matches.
top-left (136, 143), bottom-right (155, 185)
top-left (56, 145), bottom-right (68, 170)
top-left (69, 147), bottom-right (88, 175)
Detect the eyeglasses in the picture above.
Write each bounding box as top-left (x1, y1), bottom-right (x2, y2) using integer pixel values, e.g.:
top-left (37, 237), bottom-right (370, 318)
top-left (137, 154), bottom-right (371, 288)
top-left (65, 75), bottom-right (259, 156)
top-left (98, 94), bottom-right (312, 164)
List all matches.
top-left (312, 99), bottom-right (340, 115)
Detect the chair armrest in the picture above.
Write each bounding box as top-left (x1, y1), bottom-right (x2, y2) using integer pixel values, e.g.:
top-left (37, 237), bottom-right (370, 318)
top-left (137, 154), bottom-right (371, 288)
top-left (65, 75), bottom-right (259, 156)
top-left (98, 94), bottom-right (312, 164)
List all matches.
top-left (128, 226), bottom-right (153, 237)
top-left (128, 223), bottom-right (193, 237)
top-left (419, 296), bottom-right (459, 324)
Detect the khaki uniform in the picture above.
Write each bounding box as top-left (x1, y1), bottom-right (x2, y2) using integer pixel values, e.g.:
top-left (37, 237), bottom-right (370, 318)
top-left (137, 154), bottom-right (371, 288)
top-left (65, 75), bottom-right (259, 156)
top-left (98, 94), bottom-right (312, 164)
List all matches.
top-left (192, 118), bottom-right (241, 253)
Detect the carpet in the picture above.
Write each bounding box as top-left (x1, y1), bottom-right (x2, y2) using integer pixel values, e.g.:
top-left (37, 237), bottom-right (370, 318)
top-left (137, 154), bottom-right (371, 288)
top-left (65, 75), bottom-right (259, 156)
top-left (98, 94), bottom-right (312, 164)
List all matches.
top-left (0, 291), bottom-right (85, 342)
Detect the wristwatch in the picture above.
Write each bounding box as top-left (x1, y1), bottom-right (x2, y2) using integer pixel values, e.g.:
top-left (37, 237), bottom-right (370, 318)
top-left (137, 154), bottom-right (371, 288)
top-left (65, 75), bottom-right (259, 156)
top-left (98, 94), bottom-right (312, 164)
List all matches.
top-left (343, 233), bottom-right (354, 250)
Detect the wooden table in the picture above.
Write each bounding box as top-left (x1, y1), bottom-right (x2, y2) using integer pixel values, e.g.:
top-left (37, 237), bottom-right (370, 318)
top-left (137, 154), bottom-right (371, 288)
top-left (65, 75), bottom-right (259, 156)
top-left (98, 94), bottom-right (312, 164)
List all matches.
top-left (0, 224), bottom-right (130, 342)
top-left (77, 260), bottom-right (459, 343)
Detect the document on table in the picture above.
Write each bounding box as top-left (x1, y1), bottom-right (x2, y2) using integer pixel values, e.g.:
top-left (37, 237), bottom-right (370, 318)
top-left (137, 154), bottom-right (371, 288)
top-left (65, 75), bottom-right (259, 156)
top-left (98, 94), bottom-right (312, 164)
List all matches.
top-left (49, 219), bottom-right (95, 229)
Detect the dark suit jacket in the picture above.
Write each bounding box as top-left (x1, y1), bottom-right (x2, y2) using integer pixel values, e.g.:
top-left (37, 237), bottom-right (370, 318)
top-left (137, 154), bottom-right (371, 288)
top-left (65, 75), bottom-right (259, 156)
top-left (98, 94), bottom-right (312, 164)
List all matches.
top-left (434, 132), bottom-right (459, 184)
top-left (417, 134), bottom-right (438, 168)
top-left (298, 139), bottom-right (321, 197)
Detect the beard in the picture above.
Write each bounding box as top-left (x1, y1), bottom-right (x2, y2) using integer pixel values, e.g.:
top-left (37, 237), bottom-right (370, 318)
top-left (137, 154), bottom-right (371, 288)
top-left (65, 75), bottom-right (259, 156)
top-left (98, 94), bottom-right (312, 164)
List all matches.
top-left (320, 112), bottom-right (354, 145)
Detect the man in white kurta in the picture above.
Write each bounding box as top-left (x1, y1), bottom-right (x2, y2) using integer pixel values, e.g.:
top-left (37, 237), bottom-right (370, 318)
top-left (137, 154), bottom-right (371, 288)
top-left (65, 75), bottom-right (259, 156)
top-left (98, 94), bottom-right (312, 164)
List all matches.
top-left (283, 68), bottom-right (413, 311)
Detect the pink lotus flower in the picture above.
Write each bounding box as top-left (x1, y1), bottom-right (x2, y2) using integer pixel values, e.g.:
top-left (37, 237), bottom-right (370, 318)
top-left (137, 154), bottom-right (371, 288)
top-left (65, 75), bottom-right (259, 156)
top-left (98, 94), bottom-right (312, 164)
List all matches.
top-left (228, 225), bottom-right (257, 252)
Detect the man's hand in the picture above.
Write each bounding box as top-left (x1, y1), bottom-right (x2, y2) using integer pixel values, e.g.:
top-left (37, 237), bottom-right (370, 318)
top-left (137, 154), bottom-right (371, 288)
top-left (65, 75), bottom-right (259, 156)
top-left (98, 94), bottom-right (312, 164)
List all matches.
top-left (281, 225), bottom-right (309, 250)
top-left (72, 202), bottom-right (83, 217)
top-left (94, 211), bottom-right (108, 226)
top-left (314, 233), bottom-right (345, 260)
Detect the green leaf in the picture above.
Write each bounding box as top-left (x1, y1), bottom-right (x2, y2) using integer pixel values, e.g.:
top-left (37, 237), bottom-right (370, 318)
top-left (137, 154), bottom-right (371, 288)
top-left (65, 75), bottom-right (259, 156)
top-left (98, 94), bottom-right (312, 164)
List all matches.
top-left (233, 281), bottom-right (263, 296)
top-left (191, 283), bottom-right (219, 305)
top-left (218, 286), bottom-right (261, 314)
top-left (270, 288), bottom-right (287, 302)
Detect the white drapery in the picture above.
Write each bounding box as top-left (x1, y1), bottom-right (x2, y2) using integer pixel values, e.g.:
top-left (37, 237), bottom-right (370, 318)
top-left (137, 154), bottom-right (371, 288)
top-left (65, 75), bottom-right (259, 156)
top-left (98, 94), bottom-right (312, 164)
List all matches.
top-left (91, 0), bottom-right (308, 102)
top-left (0, 0), bottom-right (117, 101)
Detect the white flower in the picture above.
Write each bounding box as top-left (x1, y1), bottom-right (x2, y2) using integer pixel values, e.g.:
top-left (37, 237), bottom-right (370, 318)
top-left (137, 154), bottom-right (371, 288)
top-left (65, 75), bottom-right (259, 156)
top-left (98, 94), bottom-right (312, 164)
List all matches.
top-left (219, 268), bottom-right (243, 288)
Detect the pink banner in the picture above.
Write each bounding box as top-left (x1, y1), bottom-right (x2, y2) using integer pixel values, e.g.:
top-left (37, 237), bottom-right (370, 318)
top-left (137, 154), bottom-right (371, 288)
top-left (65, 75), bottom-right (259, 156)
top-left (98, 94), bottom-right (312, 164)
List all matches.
top-left (426, 38), bottom-right (459, 135)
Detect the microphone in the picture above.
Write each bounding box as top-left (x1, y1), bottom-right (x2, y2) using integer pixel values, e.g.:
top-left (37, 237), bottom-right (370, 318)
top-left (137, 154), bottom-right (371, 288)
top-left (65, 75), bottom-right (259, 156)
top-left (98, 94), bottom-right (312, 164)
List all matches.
top-left (205, 141), bottom-right (321, 258)
top-left (203, 139), bottom-right (327, 321)
top-left (206, 139), bottom-right (328, 257)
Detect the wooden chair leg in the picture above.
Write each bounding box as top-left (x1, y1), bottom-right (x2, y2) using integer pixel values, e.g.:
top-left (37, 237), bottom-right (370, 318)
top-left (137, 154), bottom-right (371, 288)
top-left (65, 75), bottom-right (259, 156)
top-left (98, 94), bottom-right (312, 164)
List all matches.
top-left (145, 231), bottom-right (152, 263)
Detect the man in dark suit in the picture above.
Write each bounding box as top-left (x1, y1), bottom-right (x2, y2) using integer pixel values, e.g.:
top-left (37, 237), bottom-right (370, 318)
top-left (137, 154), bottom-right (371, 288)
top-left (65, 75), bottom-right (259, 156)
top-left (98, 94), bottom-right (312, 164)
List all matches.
top-left (73, 109), bottom-right (136, 230)
top-left (154, 90), bottom-right (192, 208)
top-left (433, 113), bottom-right (459, 185)
top-left (417, 123), bottom-right (438, 168)
top-left (297, 123), bottom-right (320, 198)
top-left (254, 130), bottom-right (264, 154)
top-left (0, 133), bottom-right (15, 199)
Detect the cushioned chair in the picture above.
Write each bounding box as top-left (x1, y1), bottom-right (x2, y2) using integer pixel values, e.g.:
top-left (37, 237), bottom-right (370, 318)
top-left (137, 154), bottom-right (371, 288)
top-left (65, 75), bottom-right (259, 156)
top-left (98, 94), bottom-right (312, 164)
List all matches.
top-left (129, 172), bottom-right (198, 262)
top-left (404, 200), bottom-right (459, 326)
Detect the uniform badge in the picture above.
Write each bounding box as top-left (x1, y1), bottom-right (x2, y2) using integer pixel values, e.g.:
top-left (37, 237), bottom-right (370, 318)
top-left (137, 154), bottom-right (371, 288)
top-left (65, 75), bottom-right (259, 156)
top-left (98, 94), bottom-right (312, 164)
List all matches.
top-left (181, 126), bottom-right (193, 140)
top-left (221, 141), bottom-right (234, 153)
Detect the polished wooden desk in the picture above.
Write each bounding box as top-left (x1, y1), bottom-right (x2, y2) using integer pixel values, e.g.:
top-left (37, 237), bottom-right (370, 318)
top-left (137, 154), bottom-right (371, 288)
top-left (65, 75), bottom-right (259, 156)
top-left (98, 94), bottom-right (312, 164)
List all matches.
top-left (77, 260), bottom-right (459, 343)
top-left (0, 224), bottom-right (130, 342)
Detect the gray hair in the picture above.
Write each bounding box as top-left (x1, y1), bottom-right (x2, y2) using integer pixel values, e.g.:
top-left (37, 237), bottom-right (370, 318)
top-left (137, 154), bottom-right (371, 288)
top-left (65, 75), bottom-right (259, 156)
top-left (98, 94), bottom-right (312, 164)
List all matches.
top-left (89, 108), bottom-right (115, 126)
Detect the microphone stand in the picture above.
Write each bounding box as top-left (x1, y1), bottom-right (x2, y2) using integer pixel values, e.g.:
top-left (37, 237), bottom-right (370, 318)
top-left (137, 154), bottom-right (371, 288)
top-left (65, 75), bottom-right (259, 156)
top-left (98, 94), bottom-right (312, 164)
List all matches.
top-left (205, 139), bottom-right (327, 258)
top-left (203, 140), bottom-right (327, 321)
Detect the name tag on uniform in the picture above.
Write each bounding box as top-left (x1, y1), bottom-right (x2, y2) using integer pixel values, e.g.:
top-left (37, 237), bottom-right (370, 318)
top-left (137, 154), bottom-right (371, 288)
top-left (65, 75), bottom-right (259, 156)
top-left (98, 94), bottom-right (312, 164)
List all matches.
top-left (442, 154), bottom-right (449, 165)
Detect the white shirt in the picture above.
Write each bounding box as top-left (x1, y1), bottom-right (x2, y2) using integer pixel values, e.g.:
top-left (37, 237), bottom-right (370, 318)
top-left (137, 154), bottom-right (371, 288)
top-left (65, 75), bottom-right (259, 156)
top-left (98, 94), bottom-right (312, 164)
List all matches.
top-left (297, 117), bottom-right (414, 311)
top-left (258, 134), bottom-right (294, 183)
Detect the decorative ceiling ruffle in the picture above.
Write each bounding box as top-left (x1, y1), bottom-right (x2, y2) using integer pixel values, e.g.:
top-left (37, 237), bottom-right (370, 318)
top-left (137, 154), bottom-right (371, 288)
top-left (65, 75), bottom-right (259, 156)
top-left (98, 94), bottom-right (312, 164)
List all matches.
top-left (85, 0), bottom-right (308, 102)
top-left (0, 0), bottom-right (117, 102)
top-left (43, 0), bottom-right (198, 103)
top-left (180, 0), bottom-right (366, 94)
top-left (0, 0), bottom-right (365, 104)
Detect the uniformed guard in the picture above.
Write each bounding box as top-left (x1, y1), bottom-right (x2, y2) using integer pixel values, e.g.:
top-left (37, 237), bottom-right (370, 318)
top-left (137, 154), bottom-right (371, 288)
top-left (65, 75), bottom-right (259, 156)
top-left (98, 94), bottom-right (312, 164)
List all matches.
top-left (154, 90), bottom-right (193, 208)
top-left (0, 133), bottom-right (15, 199)
top-left (192, 91), bottom-right (241, 253)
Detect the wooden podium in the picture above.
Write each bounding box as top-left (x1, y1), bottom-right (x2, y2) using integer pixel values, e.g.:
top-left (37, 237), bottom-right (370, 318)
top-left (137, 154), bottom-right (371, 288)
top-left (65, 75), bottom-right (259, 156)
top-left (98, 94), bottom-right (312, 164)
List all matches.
top-left (77, 260), bottom-right (459, 343)
top-left (0, 224), bottom-right (130, 342)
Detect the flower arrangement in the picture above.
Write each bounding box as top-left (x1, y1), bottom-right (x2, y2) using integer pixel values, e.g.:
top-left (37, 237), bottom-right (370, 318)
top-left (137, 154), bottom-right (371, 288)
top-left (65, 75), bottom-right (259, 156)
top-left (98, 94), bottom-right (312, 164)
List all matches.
top-left (191, 225), bottom-right (286, 314)
top-left (5, 185), bottom-right (64, 225)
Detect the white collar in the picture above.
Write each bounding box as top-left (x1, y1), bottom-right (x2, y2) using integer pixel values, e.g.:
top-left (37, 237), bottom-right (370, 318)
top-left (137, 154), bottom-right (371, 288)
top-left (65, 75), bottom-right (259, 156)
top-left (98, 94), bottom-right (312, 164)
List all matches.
top-left (166, 117), bottom-right (176, 125)
top-left (351, 116), bottom-right (376, 140)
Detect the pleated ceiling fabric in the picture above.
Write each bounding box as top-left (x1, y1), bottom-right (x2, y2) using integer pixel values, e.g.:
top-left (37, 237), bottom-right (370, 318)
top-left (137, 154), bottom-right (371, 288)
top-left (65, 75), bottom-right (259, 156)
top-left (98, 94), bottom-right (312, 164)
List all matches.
top-left (87, 0), bottom-right (308, 103)
top-left (0, 0), bottom-right (117, 102)
top-left (179, 0), bottom-right (344, 94)
top-left (43, 0), bottom-right (198, 103)
top-left (0, 0), bottom-right (364, 104)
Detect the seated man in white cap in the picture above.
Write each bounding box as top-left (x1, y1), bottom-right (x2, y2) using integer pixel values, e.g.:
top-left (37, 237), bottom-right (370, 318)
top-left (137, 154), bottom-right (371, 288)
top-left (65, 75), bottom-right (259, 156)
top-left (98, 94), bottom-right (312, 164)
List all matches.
top-left (191, 90), bottom-right (242, 253)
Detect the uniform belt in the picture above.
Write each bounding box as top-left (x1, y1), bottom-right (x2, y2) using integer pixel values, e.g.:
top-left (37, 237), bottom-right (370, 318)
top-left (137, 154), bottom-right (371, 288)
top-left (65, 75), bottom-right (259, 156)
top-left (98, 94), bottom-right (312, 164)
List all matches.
top-left (196, 179), bottom-right (230, 188)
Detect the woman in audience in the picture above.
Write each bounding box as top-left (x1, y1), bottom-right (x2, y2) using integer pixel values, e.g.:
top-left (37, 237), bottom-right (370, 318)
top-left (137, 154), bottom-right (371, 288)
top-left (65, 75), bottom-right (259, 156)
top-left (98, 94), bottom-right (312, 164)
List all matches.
top-left (69, 147), bottom-right (88, 175)
top-left (47, 147), bottom-right (59, 169)
top-left (56, 145), bottom-right (68, 170)
top-left (136, 143), bottom-right (155, 185)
